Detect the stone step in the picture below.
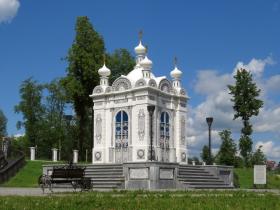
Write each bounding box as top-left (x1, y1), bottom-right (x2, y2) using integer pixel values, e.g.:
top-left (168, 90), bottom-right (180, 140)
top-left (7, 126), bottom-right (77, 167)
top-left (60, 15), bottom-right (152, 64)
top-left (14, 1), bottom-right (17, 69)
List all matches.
top-left (179, 171), bottom-right (209, 175)
top-left (90, 178), bottom-right (124, 182)
top-left (179, 178), bottom-right (221, 182)
top-left (179, 169), bottom-right (208, 173)
top-left (91, 184), bottom-right (120, 189)
top-left (185, 182), bottom-right (227, 186)
top-left (91, 181), bottom-right (123, 185)
top-left (177, 175), bottom-right (217, 179)
top-left (182, 180), bottom-right (224, 184)
top-left (84, 174), bottom-right (124, 178)
top-left (85, 171), bottom-right (123, 175)
top-left (179, 166), bottom-right (204, 170)
top-left (86, 168), bottom-right (123, 172)
top-left (86, 166), bottom-right (123, 170)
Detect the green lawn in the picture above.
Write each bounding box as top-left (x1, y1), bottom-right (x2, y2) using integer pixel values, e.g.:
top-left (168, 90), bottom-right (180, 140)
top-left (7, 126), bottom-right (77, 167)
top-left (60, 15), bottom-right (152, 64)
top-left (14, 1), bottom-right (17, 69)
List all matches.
top-left (1, 160), bottom-right (61, 187)
top-left (234, 168), bottom-right (280, 189)
top-left (0, 191), bottom-right (279, 210)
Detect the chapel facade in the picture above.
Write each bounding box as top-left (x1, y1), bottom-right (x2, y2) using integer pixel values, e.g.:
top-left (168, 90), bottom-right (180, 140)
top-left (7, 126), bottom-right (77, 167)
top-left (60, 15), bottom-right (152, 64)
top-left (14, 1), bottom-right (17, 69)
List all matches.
top-left (90, 36), bottom-right (189, 164)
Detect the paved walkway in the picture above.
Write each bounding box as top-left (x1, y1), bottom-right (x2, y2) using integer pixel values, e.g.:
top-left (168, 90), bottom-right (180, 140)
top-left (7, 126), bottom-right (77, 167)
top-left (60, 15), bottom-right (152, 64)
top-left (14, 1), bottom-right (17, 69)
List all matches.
top-left (0, 187), bottom-right (279, 196)
top-left (0, 187), bottom-right (74, 196)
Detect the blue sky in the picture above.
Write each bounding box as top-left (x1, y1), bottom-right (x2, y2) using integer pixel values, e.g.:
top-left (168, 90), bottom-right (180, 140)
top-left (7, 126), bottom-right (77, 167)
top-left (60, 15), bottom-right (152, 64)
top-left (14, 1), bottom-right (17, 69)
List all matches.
top-left (0, 0), bottom-right (280, 161)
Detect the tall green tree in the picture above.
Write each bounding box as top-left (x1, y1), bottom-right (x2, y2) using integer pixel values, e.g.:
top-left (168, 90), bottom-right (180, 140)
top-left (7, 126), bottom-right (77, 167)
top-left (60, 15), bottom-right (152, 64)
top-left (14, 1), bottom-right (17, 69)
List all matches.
top-left (251, 146), bottom-right (266, 165)
top-left (0, 109), bottom-right (7, 138)
top-left (107, 49), bottom-right (135, 84)
top-left (61, 16), bottom-right (105, 159)
top-left (40, 79), bottom-right (70, 159)
top-left (15, 78), bottom-right (44, 147)
top-left (200, 145), bottom-right (210, 163)
top-left (228, 69), bottom-right (263, 166)
top-left (216, 129), bottom-right (237, 166)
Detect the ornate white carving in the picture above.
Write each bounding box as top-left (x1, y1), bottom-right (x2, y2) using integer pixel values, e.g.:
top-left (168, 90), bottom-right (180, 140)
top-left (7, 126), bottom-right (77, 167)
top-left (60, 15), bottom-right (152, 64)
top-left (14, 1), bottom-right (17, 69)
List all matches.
top-left (138, 109), bottom-right (145, 141)
top-left (181, 152), bottom-right (186, 161)
top-left (112, 77), bottom-right (132, 91)
top-left (148, 79), bottom-right (157, 87)
top-left (95, 151), bottom-right (102, 161)
top-left (159, 79), bottom-right (172, 93)
top-left (181, 116), bottom-right (186, 145)
top-left (137, 149), bottom-right (145, 159)
top-left (96, 114), bottom-right (102, 144)
top-left (135, 78), bottom-right (147, 87)
top-left (92, 86), bottom-right (103, 94)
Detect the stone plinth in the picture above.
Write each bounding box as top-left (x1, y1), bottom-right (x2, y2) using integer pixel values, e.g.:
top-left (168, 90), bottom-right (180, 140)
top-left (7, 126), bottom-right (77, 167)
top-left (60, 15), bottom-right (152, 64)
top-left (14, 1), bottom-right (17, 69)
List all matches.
top-left (30, 147), bottom-right (35, 161)
top-left (52, 148), bottom-right (58, 162)
top-left (73, 150), bottom-right (78, 163)
top-left (123, 162), bottom-right (179, 190)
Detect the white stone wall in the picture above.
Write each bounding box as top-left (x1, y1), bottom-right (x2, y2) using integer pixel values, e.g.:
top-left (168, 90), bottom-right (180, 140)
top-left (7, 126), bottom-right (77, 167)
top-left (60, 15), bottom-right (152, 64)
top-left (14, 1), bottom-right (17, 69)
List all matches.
top-left (91, 87), bottom-right (188, 164)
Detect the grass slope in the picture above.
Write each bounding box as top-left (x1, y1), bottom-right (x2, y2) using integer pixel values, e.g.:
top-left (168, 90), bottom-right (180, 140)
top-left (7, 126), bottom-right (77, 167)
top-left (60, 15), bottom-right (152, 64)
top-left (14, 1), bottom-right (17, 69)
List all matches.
top-left (2, 160), bottom-right (58, 187)
top-left (234, 168), bottom-right (280, 189)
top-left (0, 191), bottom-right (279, 210)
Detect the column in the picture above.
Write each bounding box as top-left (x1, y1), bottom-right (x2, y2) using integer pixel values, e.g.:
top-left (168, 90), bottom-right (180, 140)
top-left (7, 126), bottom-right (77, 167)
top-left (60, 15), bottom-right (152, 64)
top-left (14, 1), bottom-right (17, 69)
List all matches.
top-left (30, 147), bottom-right (35, 161)
top-left (73, 150), bottom-right (78, 163)
top-left (52, 148), bottom-right (58, 162)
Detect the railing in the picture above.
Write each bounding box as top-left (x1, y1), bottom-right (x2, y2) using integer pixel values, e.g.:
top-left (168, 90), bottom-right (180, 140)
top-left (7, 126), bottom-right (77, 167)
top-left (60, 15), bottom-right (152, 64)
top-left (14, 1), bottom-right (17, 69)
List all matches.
top-left (0, 150), bottom-right (25, 184)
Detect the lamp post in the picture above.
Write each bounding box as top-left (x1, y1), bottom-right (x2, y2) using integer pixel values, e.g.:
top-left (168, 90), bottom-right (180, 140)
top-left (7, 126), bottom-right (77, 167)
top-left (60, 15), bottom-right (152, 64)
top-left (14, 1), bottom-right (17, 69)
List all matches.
top-left (147, 105), bottom-right (155, 161)
top-left (206, 117), bottom-right (213, 165)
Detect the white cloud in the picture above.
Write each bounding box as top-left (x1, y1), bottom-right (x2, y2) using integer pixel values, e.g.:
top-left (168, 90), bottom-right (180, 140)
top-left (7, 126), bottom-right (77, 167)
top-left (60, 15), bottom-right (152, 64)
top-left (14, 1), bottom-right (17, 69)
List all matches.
top-left (255, 141), bottom-right (280, 159)
top-left (0, 0), bottom-right (20, 23)
top-left (233, 56), bottom-right (274, 77)
top-left (187, 56), bottom-right (279, 160)
top-left (13, 133), bottom-right (24, 138)
top-left (254, 107), bottom-right (280, 132)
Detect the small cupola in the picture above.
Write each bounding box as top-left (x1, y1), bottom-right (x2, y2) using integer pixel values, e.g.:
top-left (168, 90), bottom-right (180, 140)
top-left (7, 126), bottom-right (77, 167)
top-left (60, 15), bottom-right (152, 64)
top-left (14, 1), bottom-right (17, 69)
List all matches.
top-left (98, 55), bottom-right (111, 86)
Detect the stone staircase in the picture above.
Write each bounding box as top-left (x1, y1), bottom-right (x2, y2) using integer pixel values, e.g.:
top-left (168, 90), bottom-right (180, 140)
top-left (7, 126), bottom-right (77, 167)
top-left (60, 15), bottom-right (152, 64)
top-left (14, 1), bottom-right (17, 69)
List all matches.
top-left (84, 164), bottom-right (125, 189)
top-left (178, 165), bottom-right (233, 189)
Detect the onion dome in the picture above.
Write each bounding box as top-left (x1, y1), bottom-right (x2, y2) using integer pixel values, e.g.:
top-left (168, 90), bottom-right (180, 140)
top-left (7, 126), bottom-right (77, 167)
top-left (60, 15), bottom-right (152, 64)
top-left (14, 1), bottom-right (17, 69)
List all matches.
top-left (98, 64), bottom-right (111, 77)
top-left (170, 66), bottom-right (182, 79)
top-left (140, 55), bottom-right (152, 70)
top-left (134, 41), bottom-right (146, 55)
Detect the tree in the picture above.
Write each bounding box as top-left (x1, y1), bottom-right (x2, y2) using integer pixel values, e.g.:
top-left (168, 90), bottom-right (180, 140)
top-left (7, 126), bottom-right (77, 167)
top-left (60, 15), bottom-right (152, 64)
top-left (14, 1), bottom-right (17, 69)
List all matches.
top-left (14, 78), bottom-right (44, 147)
top-left (200, 145), bottom-right (210, 163)
top-left (216, 129), bottom-right (237, 166)
top-left (0, 109), bottom-right (7, 138)
top-left (107, 49), bottom-right (135, 84)
top-left (61, 16), bottom-right (105, 159)
top-left (40, 79), bottom-right (70, 159)
top-left (228, 68), bottom-right (263, 166)
top-left (251, 146), bottom-right (266, 165)
top-left (62, 17), bottom-right (135, 160)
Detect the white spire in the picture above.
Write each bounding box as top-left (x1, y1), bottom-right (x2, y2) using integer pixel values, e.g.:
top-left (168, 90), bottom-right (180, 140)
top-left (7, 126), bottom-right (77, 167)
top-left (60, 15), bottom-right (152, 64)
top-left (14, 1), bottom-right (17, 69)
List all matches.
top-left (98, 55), bottom-right (111, 86)
top-left (134, 30), bottom-right (146, 64)
top-left (170, 57), bottom-right (182, 88)
top-left (140, 45), bottom-right (153, 78)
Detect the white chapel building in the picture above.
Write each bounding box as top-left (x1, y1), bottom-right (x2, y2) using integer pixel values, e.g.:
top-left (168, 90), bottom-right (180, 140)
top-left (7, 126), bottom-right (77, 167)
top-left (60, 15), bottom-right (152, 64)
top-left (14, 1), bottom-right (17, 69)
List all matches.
top-left (90, 37), bottom-right (189, 164)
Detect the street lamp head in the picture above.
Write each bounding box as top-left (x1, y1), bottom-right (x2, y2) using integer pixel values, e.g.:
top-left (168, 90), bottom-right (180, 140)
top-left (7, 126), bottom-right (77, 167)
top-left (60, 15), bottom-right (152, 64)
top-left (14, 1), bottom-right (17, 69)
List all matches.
top-left (206, 117), bottom-right (213, 127)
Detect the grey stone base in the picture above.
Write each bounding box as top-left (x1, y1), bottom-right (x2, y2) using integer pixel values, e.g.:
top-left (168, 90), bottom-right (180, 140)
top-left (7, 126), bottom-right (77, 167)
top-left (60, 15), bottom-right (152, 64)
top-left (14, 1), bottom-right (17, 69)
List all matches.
top-left (123, 162), bottom-right (178, 190)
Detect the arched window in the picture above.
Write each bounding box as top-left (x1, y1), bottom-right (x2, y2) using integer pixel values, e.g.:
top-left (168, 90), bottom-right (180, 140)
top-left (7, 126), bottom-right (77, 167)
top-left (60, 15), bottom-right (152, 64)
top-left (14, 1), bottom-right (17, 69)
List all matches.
top-left (115, 111), bottom-right (128, 148)
top-left (160, 112), bottom-right (170, 148)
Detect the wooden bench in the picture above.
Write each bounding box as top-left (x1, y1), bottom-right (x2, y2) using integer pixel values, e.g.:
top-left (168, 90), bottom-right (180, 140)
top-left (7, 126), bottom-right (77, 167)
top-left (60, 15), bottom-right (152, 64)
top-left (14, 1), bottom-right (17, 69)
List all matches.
top-left (39, 164), bottom-right (91, 193)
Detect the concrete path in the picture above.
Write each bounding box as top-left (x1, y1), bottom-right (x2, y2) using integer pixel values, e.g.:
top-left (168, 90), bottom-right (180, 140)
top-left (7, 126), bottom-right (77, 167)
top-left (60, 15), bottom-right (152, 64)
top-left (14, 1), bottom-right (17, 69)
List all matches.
top-left (0, 187), bottom-right (74, 196)
top-left (0, 187), bottom-right (279, 196)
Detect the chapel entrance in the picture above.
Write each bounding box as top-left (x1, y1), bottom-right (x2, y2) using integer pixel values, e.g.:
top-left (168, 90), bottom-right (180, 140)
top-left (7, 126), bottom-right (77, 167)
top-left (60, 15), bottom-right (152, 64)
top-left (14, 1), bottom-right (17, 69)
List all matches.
top-left (160, 112), bottom-right (170, 162)
top-left (115, 110), bottom-right (129, 163)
